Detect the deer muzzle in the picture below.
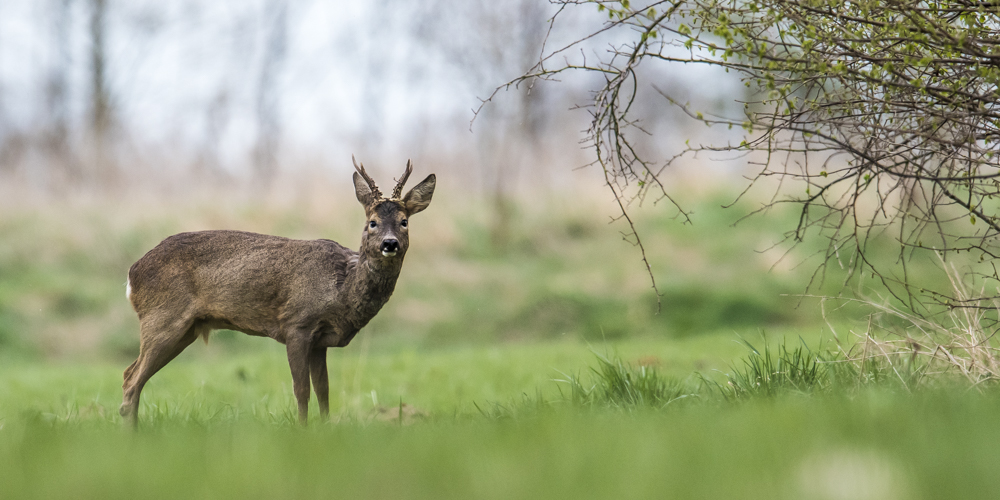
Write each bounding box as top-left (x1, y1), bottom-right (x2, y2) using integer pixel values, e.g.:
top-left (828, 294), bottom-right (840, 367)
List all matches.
top-left (380, 238), bottom-right (400, 257)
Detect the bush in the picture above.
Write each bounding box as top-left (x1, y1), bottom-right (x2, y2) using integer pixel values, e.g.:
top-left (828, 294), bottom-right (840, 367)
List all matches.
top-left (557, 353), bottom-right (692, 409)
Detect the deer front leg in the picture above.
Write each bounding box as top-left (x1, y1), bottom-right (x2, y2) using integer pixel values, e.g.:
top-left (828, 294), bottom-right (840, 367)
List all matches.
top-left (286, 336), bottom-right (312, 425)
top-left (309, 347), bottom-right (330, 421)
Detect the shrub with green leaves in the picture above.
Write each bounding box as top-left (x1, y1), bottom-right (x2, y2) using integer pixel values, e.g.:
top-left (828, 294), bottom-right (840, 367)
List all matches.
top-left (509, 0), bottom-right (1000, 322)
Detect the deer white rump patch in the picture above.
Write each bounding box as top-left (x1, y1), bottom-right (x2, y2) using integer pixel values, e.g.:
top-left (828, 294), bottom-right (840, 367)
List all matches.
top-left (125, 278), bottom-right (132, 300)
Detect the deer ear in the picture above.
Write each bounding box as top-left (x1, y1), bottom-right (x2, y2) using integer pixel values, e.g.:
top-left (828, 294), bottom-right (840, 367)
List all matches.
top-left (353, 172), bottom-right (374, 207)
top-left (402, 174), bottom-right (436, 215)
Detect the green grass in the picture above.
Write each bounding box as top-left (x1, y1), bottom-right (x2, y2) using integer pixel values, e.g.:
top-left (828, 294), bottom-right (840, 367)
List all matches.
top-left (0, 333), bottom-right (760, 426)
top-left (2, 341), bottom-right (1000, 499)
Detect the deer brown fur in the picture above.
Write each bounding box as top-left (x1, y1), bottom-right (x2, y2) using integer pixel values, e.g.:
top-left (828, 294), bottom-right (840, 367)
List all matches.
top-left (120, 158), bottom-right (435, 426)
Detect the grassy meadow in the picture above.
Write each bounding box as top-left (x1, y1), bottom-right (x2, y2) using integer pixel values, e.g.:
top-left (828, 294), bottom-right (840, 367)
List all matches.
top-left (0, 181), bottom-right (996, 499)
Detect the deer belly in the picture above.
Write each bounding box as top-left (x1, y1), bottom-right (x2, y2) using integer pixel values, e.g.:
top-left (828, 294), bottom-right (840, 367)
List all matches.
top-left (317, 327), bottom-right (358, 348)
top-left (197, 317), bottom-right (270, 338)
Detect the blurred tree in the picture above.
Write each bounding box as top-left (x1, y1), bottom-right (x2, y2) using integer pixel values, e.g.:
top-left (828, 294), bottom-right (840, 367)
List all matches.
top-left (418, 0), bottom-right (554, 249)
top-left (503, 0), bottom-right (1000, 314)
top-left (44, 0), bottom-right (78, 185)
top-left (195, 90), bottom-right (230, 177)
top-left (356, 0), bottom-right (395, 161)
top-left (252, 0), bottom-right (288, 186)
top-left (88, 0), bottom-right (118, 184)
top-left (0, 7), bottom-right (11, 177)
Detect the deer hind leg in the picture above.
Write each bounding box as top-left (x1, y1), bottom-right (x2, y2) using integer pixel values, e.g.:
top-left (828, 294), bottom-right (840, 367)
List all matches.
top-left (120, 315), bottom-right (201, 426)
top-left (122, 359), bottom-right (139, 386)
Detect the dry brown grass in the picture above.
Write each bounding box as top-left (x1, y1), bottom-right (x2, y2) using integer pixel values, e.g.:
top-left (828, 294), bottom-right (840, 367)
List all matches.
top-left (823, 255), bottom-right (1000, 388)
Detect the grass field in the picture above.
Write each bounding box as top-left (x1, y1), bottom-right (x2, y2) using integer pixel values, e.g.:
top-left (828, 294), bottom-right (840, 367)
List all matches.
top-left (3, 342), bottom-right (1000, 500)
top-left (0, 187), bottom-right (994, 499)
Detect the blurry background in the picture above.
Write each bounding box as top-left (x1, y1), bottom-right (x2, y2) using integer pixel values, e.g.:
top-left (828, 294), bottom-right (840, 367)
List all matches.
top-left (0, 0), bottom-right (839, 362)
top-left (0, 0), bottom-right (600, 192)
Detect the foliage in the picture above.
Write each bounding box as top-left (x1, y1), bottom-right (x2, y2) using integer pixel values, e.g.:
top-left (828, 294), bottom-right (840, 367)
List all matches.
top-left (556, 351), bottom-right (693, 408)
top-left (505, 0), bottom-right (1000, 316)
top-left (720, 338), bottom-right (833, 398)
top-left (482, 333), bottom-right (991, 418)
top-left (539, 330), bottom-right (997, 412)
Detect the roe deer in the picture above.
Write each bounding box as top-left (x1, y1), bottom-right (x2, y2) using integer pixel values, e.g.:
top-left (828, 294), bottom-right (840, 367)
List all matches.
top-left (120, 157), bottom-right (435, 426)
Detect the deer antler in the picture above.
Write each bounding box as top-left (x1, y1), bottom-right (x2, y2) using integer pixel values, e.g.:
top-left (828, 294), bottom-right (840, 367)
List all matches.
top-left (391, 160), bottom-right (413, 199)
top-left (352, 155), bottom-right (383, 201)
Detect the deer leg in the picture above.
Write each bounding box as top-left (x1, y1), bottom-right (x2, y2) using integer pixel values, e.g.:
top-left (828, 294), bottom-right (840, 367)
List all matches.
top-left (122, 359), bottom-right (139, 386)
top-left (120, 319), bottom-right (199, 426)
top-left (309, 347), bottom-right (329, 421)
top-left (286, 336), bottom-right (312, 425)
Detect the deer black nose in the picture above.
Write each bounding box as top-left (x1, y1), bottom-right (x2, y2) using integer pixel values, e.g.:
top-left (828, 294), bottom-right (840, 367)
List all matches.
top-left (381, 239), bottom-right (399, 254)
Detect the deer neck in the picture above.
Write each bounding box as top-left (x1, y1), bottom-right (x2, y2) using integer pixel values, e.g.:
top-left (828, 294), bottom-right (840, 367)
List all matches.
top-left (345, 253), bottom-right (403, 319)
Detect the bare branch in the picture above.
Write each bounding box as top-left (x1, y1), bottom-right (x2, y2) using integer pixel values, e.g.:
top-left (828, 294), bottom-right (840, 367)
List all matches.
top-left (490, 0), bottom-right (1000, 318)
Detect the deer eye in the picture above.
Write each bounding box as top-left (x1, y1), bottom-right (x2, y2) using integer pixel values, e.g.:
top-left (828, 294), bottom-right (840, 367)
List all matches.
top-left (368, 220), bottom-right (377, 229)
top-left (401, 219), bottom-right (408, 228)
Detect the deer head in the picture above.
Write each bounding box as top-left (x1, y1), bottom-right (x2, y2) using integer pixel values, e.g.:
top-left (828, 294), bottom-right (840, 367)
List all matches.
top-left (352, 156), bottom-right (436, 262)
